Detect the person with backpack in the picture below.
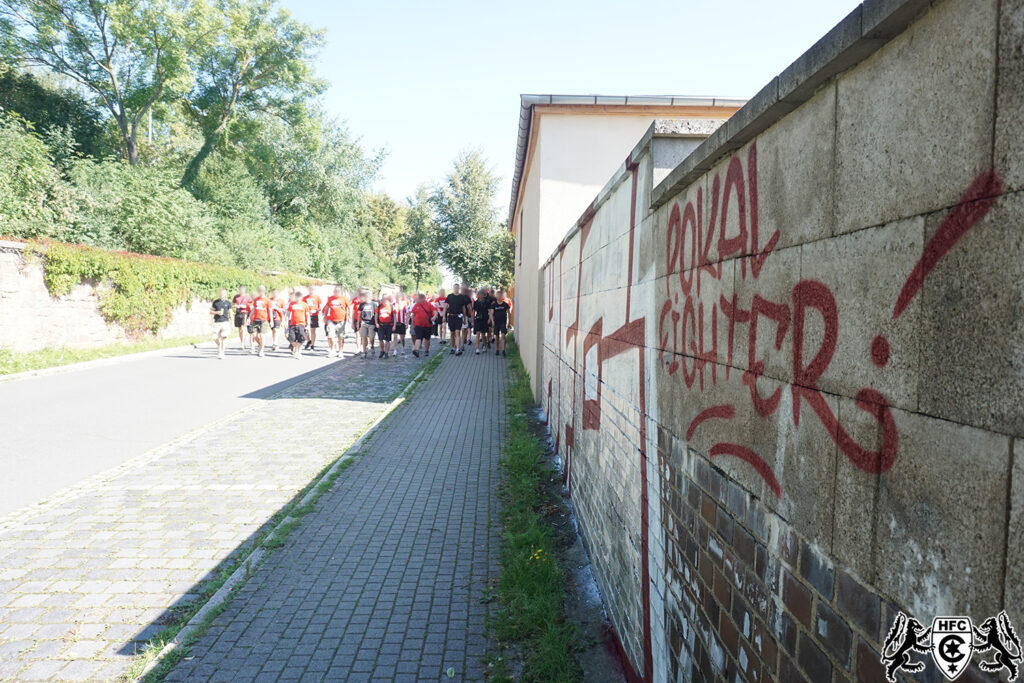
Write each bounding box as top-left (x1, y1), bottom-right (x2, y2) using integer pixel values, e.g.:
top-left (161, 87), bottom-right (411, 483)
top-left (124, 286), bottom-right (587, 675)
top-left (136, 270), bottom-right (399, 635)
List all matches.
top-left (410, 292), bottom-right (436, 358)
top-left (355, 288), bottom-right (377, 360)
top-left (375, 292), bottom-right (396, 359)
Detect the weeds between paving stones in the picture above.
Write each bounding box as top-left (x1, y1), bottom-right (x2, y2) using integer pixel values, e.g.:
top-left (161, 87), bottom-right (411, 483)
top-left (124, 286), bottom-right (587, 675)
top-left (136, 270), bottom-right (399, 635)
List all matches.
top-left (123, 354), bottom-right (445, 682)
top-left (488, 340), bottom-right (581, 683)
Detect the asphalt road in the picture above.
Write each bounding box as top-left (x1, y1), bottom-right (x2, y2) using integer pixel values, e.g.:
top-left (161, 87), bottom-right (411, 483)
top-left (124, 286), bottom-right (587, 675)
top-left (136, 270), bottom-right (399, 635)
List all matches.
top-left (0, 340), bottom-right (349, 517)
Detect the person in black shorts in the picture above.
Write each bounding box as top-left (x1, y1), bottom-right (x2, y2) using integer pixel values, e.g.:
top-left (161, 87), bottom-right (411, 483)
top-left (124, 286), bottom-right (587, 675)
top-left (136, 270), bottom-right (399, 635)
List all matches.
top-left (445, 285), bottom-right (470, 356)
top-left (231, 285), bottom-right (251, 350)
top-left (472, 288), bottom-right (491, 355)
top-left (490, 289), bottom-right (512, 356)
top-left (410, 292), bottom-right (436, 358)
top-left (210, 289), bottom-right (232, 360)
top-left (354, 288), bottom-right (377, 360)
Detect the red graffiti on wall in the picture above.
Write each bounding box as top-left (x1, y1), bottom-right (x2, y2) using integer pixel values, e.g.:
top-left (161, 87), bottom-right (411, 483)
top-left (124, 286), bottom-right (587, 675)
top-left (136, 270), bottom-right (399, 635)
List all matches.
top-left (654, 142), bottom-right (1002, 496)
top-left (542, 142), bottom-right (1002, 682)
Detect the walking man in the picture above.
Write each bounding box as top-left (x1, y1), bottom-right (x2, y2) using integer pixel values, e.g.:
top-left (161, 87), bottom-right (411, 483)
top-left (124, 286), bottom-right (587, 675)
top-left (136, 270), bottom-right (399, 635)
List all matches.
top-left (433, 288), bottom-right (447, 342)
top-left (210, 289), bottom-right (232, 360)
top-left (410, 292), bottom-right (435, 358)
top-left (248, 286), bottom-right (273, 357)
top-left (355, 289), bottom-right (377, 359)
top-left (490, 289), bottom-right (512, 356)
top-left (445, 285), bottom-right (470, 356)
top-left (323, 286), bottom-right (350, 359)
top-left (393, 293), bottom-right (409, 355)
top-left (473, 287), bottom-right (490, 354)
top-left (375, 293), bottom-right (396, 359)
top-left (269, 288), bottom-right (285, 352)
top-left (232, 285), bottom-right (251, 350)
top-left (303, 289), bottom-right (323, 351)
top-left (286, 291), bottom-right (310, 358)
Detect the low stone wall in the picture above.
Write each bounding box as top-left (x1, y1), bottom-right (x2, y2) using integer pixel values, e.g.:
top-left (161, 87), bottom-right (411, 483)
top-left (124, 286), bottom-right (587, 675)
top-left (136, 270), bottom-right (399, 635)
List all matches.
top-left (0, 246), bottom-right (208, 351)
top-left (0, 244), bottom-right (335, 352)
top-left (533, 0), bottom-right (1023, 680)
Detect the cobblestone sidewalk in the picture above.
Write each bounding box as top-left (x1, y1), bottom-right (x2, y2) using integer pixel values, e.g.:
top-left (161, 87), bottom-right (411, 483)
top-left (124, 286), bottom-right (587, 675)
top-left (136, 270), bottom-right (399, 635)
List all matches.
top-left (164, 349), bottom-right (507, 682)
top-left (0, 353), bottom-right (425, 682)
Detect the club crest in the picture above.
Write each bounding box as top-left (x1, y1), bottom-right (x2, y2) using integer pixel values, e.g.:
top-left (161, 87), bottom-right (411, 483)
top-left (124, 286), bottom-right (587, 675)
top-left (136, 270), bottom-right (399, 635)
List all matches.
top-left (931, 617), bottom-right (973, 680)
top-left (881, 611), bottom-right (1022, 682)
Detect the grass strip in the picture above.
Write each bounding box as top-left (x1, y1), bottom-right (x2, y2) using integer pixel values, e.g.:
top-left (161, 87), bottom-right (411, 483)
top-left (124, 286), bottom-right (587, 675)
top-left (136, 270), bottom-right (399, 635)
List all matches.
top-left (490, 340), bottom-right (580, 682)
top-left (0, 336), bottom-right (205, 375)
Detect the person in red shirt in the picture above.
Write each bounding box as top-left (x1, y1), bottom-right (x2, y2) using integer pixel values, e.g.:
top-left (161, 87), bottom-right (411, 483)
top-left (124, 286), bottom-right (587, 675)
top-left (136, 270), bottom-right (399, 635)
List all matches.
top-left (393, 293), bottom-right (410, 356)
top-left (410, 292), bottom-right (436, 358)
top-left (247, 285), bottom-right (273, 357)
top-left (322, 286), bottom-right (350, 359)
top-left (375, 292), bottom-right (396, 359)
top-left (269, 288), bottom-right (286, 352)
top-left (232, 285), bottom-right (252, 350)
top-left (286, 291), bottom-right (310, 358)
top-left (301, 289), bottom-right (322, 351)
top-left (432, 288), bottom-right (447, 343)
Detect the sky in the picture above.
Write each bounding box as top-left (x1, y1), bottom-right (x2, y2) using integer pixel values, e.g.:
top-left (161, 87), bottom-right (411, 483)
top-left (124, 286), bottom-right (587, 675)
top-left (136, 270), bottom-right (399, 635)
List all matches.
top-left (280, 0), bottom-right (861, 213)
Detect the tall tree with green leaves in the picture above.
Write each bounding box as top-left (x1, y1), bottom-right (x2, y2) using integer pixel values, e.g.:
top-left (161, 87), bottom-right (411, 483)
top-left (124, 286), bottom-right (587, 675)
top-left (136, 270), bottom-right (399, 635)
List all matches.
top-left (180, 0), bottom-right (324, 188)
top-left (401, 186), bottom-right (440, 292)
top-left (0, 68), bottom-right (112, 159)
top-left (431, 149), bottom-right (502, 285)
top-left (0, 0), bottom-right (214, 165)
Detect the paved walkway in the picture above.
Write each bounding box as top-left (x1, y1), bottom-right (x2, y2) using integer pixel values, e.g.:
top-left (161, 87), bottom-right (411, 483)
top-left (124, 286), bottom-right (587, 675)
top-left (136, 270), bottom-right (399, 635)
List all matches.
top-left (165, 350), bottom-right (506, 682)
top-left (0, 351), bottom-right (425, 682)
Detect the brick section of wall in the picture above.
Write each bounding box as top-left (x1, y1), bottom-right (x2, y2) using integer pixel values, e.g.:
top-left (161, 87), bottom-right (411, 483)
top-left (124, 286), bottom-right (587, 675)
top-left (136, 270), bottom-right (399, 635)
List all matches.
top-left (658, 444), bottom-right (1001, 682)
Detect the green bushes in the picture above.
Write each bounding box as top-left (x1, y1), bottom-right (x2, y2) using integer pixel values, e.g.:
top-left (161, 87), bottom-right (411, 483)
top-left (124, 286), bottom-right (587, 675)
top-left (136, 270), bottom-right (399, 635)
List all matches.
top-left (31, 240), bottom-right (315, 336)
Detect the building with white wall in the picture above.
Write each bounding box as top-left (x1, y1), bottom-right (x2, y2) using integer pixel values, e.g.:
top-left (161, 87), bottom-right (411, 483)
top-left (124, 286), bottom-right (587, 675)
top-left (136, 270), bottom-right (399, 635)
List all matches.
top-left (508, 94), bottom-right (744, 396)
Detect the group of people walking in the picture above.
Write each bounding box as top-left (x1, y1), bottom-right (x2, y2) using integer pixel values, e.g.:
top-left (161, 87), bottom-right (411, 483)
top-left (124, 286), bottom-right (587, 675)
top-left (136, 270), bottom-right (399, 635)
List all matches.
top-left (209, 284), bottom-right (513, 361)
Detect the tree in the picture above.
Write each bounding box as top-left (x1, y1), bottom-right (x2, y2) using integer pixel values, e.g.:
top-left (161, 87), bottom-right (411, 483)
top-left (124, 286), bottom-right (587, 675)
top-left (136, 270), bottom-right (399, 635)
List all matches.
top-left (0, 0), bottom-right (214, 165)
top-left (180, 0), bottom-right (324, 188)
top-left (70, 159), bottom-right (229, 263)
top-left (431, 149), bottom-right (503, 285)
top-left (241, 112), bottom-right (381, 282)
top-left (0, 109), bottom-right (79, 238)
top-left (400, 186), bottom-right (440, 292)
top-left (0, 68), bottom-right (112, 159)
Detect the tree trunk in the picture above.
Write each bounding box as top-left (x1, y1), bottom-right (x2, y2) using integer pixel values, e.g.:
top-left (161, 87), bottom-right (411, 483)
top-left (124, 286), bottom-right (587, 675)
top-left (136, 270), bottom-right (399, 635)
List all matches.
top-left (182, 132), bottom-right (220, 189)
top-left (126, 136), bottom-right (139, 165)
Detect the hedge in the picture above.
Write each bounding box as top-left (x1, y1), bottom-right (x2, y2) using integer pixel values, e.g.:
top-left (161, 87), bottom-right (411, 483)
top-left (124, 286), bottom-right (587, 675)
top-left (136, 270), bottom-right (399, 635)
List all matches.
top-left (26, 240), bottom-right (319, 336)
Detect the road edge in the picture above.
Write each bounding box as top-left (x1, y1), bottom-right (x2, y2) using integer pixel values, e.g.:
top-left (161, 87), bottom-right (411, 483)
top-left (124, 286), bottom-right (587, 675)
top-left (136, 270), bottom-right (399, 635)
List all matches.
top-left (0, 341), bottom-right (214, 385)
top-left (131, 353), bottom-right (444, 682)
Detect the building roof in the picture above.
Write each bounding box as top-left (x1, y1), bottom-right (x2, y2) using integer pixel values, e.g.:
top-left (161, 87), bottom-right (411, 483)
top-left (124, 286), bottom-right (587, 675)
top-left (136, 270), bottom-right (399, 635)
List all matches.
top-left (508, 94), bottom-right (746, 226)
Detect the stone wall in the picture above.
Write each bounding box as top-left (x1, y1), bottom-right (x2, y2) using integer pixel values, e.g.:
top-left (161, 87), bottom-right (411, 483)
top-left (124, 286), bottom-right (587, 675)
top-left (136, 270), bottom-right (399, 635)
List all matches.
top-left (0, 243), bottom-right (335, 353)
top-left (533, 0), bottom-right (1023, 680)
top-left (0, 245), bottom-right (210, 352)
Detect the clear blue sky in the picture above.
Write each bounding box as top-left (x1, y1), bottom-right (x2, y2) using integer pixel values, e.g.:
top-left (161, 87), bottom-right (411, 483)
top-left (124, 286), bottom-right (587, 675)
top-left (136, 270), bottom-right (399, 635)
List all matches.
top-left (281, 0), bottom-right (860, 211)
